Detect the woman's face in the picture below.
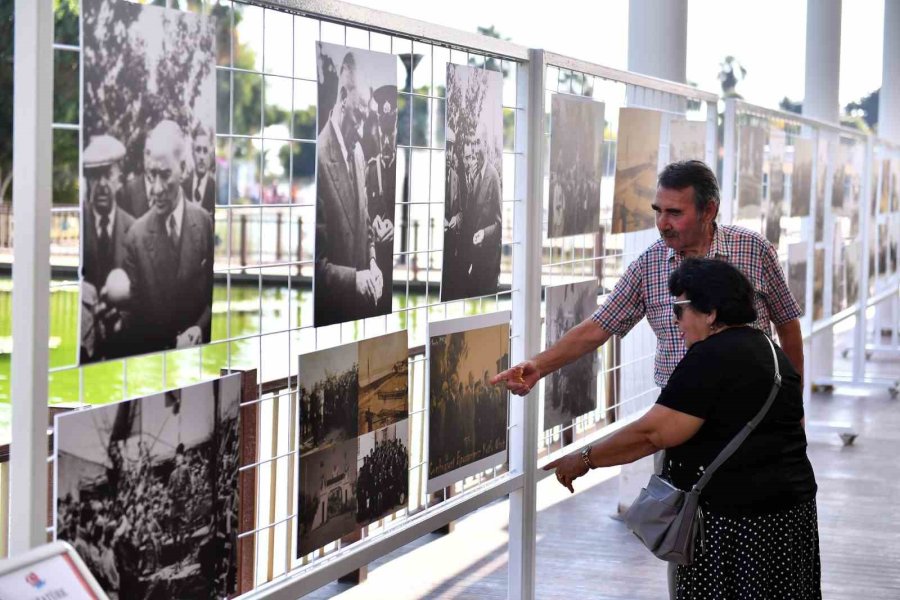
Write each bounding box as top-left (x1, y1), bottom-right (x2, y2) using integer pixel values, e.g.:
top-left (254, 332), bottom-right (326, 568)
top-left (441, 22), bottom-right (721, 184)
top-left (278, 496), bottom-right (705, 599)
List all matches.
top-left (674, 293), bottom-right (715, 348)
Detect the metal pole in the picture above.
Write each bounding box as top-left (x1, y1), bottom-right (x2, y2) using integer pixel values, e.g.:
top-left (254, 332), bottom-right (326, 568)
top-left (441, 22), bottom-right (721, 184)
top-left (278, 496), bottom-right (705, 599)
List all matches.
top-left (507, 49), bottom-right (543, 600)
top-left (9, 0), bottom-right (53, 554)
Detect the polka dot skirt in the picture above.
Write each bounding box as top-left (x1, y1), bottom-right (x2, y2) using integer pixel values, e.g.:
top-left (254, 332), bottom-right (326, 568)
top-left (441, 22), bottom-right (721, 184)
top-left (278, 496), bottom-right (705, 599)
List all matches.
top-left (675, 499), bottom-right (822, 599)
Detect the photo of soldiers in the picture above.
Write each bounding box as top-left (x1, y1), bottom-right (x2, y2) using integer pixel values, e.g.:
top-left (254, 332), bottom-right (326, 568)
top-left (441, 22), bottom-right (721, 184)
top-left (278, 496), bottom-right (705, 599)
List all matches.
top-left (298, 341), bottom-right (359, 455)
top-left (356, 420), bottom-right (409, 527)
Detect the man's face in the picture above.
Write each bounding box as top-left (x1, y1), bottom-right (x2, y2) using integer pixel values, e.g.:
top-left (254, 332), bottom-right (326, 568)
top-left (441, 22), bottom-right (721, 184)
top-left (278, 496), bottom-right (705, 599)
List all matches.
top-left (86, 163), bottom-right (122, 216)
top-left (146, 146), bottom-right (184, 218)
top-left (464, 143), bottom-right (478, 177)
top-left (192, 133), bottom-right (212, 178)
top-left (339, 79), bottom-right (365, 147)
top-left (652, 186), bottom-right (713, 253)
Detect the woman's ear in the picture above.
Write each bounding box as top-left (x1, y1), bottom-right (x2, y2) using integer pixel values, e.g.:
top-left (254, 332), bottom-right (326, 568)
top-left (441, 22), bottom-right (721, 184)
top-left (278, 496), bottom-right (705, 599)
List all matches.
top-left (706, 309), bottom-right (718, 328)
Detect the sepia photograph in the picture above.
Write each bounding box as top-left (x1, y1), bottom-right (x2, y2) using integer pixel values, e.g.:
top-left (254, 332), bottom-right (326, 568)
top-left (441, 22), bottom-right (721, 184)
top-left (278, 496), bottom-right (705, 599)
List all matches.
top-left (813, 247), bottom-right (825, 321)
top-left (790, 138), bottom-right (813, 217)
top-left (358, 331), bottom-right (409, 435)
top-left (314, 42), bottom-right (399, 326)
top-left (611, 107), bottom-right (661, 234)
top-left (356, 420), bottom-right (409, 528)
top-left (669, 119), bottom-right (707, 164)
top-left (543, 280), bottom-right (598, 431)
top-left (846, 241), bottom-right (860, 308)
top-left (547, 94), bottom-right (605, 238)
top-left (441, 63), bottom-right (504, 302)
top-left (788, 242), bottom-right (808, 317)
top-left (297, 438), bottom-right (359, 557)
top-left (80, 0), bottom-right (217, 365)
top-left (55, 375), bottom-right (241, 599)
top-left (880, 159), bottom-right (891, 213)
top-left (737, 124), bottom-right (765, 220)
top-left (299, 342), bottom-right (359, 456)
top-left (427, 312), bottom-right (510, 493)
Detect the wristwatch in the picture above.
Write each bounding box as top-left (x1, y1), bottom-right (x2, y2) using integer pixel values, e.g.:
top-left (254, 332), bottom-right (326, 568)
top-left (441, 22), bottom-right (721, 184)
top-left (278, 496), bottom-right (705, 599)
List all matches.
top-left (581, 445), bottom-right (596, 470)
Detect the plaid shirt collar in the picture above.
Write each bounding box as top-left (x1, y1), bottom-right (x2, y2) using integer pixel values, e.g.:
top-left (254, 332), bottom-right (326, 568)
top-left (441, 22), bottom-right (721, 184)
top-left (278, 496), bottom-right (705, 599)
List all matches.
top-left (666, 223), bottom-right (730, 263)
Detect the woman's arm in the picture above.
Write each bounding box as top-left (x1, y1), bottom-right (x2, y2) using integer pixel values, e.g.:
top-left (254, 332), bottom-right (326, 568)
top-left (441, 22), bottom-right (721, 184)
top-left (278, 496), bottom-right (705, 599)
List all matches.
top-left (544, 405), bottom-right (705, 493)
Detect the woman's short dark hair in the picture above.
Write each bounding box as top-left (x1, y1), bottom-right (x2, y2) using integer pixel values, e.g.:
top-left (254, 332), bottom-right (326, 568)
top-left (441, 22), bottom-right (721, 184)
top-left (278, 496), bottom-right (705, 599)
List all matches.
top-left (668, 258), bottom-right (757, 326)
top-left (658, 160), bottom-right (720, 215)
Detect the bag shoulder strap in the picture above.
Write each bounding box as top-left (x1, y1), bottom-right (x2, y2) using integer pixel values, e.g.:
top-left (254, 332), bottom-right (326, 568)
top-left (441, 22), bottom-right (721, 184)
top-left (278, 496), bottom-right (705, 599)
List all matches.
top-left (692, 333), bottom-right (782, 493)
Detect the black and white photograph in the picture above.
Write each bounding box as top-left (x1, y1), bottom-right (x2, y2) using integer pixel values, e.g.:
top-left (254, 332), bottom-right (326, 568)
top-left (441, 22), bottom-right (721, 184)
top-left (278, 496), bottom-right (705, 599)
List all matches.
top-left (299, 342), bottom-right (359, 456)
top-left (788, 242), bottom-right (808, 317)
top-left (55, 375), bottom-right (241, 599)
top-left (790, 138), bottom-right (813, 217)
top-left (543, 280), bottom-right (598, 431)
top-left (832, 143), bottom-right (849, 216)
top-left (815, 138), bottom-right (829, 243)
top-left (737, 124), bottom-right (765, 221)
top-left (314, 42), bottom-right (399, 326)
top-left (80, 0), bottom-right (217, 364)
top-left (611, 107), bottom-right (661, 234)
top-left (813, 247), bottom-right (825, 321)
top-left (297, 438), bottom-right (359, 557)
top-left (846, 240), bottom-right (860, 307)
top-left (356, 420), bottom-right (410, 528)
top-left (547, 94), bottom-right (605, 238)
top-left (669, 119), bottom-right (707, 164)
top-left (358, 331), bottom-right (409, 435)
top-left (427, 312), bottom-right (510, 493)
top-left (441, 63), bottom-right (504, 302)
top-left (764, 127), bottom-right (786, 248)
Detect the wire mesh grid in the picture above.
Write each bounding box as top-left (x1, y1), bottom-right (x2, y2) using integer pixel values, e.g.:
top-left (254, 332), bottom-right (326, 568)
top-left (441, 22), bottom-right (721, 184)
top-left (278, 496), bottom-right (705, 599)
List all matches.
top-left (38, 0), bottom-right (526, 589)
top-left (537, 59), bottom-right (716, 457)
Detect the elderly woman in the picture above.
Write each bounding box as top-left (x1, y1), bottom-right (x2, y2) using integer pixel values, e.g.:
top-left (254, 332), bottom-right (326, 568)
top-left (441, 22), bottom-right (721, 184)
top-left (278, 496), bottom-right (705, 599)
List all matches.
top-left (546, 258), bottom-right (820, 599)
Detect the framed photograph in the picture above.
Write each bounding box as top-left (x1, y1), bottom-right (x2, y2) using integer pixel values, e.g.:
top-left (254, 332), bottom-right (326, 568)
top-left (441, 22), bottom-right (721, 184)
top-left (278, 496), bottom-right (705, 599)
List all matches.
top-left (297, 438), bottom-right (359, 557)
top-left (788, 242), bottom-right (808, 317)
top-left (737, 124), bottom-right (765, 221)
top-left (543, 280), bottom-right (598, 431)
top-left (356, 419), bottom-right (410, 528)
top-left (547, 94), bottom-right (605, 238)
top-left (833, 225), bottom-right (846, 315)
top-left (814, 138), bottom-right (829, 243)
top-left (427, 311), bottom-right (510, 493)
top-left (298, 341), bottom-right (360, 456)
top-left (80, 0), bottom-right (217, 364)
top-left (358, 330), bottom-right (409, 435)
top-left (845, 240), bottom-right (860, 307)
top-left (441, 63), bottom-right (504, 302)
top-left (813, 247), bottom-right (825, 321)
top-left (669, 119), bottom-right (707, 164)
top-left (789, 138), bottom-right (813, 217)
top-left (313, 42), bottom-right (399, 326)
top-left (611, 107), bottom-right (661, 234)
top-left (54, 374), bottom-right (241, 599)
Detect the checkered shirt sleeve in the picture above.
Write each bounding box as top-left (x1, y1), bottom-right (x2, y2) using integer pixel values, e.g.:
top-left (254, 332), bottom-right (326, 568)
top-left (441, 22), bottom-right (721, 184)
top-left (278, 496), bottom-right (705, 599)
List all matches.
top-left (590, 254), bottom-right (646, 337)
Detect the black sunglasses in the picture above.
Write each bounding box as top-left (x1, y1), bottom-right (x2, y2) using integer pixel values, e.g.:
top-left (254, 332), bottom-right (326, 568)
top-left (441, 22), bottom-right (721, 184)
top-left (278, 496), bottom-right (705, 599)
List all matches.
top-left (672, 299), bottom-right (692, 321)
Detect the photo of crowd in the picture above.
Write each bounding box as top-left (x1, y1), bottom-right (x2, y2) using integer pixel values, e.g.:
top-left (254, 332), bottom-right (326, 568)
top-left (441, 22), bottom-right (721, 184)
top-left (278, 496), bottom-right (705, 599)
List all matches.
top-left (356, 420), bottom-right (410, 527)
top-left (80, 0), bottom-right (216, 364)
top-left (543, 281), bottom-right (598, 431)
top-left (299, 342), bottom-right (360, 456)
top-left (611, 107), bottom-right (661, 234)
top-left (428, 314), bottom-right (510, 493)
top-left (547, 94), bottom-right (605, 238)
top-left (441, 63), bottom-right (504, 302)
top-left (55, 375), bottom-right (241, 599)
top-left (314, 42), bottom-right (399, 326)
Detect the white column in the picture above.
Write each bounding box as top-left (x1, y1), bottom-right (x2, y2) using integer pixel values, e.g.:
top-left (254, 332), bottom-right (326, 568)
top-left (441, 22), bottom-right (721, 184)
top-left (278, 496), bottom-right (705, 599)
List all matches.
top-left (879, 0), bottom-right (900, 143)
top-left (9, 0), bottom-right (54, 554)
top-left (627, 0), bottom-right (688, 83)
top-left (803, 0), bottom-right (841, 388)
top-left (617, 0), bottom-right (689, 513)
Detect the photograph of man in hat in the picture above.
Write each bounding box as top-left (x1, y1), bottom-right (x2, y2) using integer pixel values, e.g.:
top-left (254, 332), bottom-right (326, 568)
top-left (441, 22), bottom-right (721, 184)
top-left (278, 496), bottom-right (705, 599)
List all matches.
top-left (121, 120), bottom-right (214, 353)
top-left (314, 42), bottom-right (398, 326)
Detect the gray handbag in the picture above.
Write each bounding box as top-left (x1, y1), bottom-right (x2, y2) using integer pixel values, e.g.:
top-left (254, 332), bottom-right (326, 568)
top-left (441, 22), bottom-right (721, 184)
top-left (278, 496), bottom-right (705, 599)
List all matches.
top-left (623, 335), bottom-right (782, 566)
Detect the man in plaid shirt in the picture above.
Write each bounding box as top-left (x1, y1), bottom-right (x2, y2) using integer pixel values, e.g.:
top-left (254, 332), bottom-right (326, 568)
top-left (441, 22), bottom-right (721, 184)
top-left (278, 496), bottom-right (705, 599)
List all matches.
top-left (494, 160), bottom-right (803, 393)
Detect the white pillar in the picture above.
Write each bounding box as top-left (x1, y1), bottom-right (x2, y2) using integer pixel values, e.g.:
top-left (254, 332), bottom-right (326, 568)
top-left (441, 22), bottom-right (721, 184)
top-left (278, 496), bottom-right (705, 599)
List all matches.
top-left (803, 0), bottom-right (841, 388)
top-left (617, 0), bottom-right (689, 513)
top-left (879, 0), bottom-right (900, 143)
top-left (10, 0), bottom-right (54, 554)
top-left (627, 0), bottom-right (688, 83)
